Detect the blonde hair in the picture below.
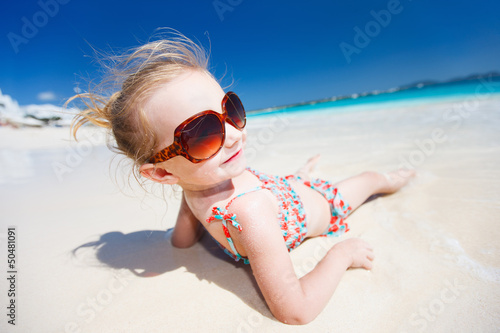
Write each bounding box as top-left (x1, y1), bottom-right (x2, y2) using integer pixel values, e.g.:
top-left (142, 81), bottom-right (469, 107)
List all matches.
top-left (68, 31), bottom-right (211, 179)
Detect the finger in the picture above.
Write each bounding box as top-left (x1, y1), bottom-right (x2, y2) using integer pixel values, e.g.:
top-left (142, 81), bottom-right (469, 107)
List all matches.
top-left (357, 239), bottom-right (373, 251)
top-left (363, 260), bottom-right (373, 270)
top-left (366, 251), bottom-right (375, 261)
top-left (361, 240), bottom-right (374, 251)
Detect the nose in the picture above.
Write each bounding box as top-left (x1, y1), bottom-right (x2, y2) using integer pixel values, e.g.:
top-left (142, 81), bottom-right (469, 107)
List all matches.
top-left (224, 121), bottom-right (244, 149)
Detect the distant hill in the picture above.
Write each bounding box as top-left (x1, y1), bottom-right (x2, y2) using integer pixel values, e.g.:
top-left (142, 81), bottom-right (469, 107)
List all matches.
top-left (251, 71), bottom-right (500, 114)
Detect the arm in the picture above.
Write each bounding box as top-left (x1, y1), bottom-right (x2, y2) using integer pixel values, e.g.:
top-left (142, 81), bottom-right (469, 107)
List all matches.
top-left (171, 193), bottom-right (204, 248)
top-left (229, 193), bottom-right (374, 325)
top-left (296, 238), bottom-right (374, 322)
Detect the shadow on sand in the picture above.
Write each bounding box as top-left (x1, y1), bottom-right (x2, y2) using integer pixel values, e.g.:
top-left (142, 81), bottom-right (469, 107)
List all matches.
top-left (72, 229), bottom-right (272, 318)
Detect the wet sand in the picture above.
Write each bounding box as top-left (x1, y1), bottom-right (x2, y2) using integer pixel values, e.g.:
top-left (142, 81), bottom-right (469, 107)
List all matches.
top-left (1, 94), bottom-right (499, 332)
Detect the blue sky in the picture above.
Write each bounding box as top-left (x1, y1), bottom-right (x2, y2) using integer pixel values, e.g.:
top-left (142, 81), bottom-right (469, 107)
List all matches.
top-left (1, 0), bottom-right (499, 110)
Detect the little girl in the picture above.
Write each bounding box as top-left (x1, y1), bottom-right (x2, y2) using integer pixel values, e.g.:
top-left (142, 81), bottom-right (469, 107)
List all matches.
top-left (70, 32), bottom-right (414, 325)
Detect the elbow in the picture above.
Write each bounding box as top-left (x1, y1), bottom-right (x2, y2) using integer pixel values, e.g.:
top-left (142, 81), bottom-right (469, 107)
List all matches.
top-left (171, 239), bottom-right (193, 248)
top-left (171, 235), bottom-right (197, 248)
top-left (274, 313), bottom-right (315, 326)
top-left (272, 306), bottom-right (317, 325)
top-left (170, 232), bottom-right (195, 248)
top-left (171, 228), bottom-right (204, 248)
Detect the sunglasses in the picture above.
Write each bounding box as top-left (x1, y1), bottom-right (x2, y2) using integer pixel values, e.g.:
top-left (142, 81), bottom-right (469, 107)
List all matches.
top-left (148, 92), bottom-right (246, 164)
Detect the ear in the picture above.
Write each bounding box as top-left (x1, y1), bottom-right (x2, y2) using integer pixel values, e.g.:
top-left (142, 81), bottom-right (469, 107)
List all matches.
top-left (139, 163), bottom-right (179, 185)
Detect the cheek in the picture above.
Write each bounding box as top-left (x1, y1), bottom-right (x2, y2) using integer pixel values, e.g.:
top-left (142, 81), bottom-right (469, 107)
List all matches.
top-left (164, 157), bottom-right (196, 176)
top-left (242, 128), bottom-right (247, 143)
top-left (169, 157), bottom-right (219, 182)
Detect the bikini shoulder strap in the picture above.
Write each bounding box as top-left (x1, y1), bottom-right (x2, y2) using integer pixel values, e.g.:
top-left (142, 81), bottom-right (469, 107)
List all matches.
top-left (206, 186), bottom-right (263, 259)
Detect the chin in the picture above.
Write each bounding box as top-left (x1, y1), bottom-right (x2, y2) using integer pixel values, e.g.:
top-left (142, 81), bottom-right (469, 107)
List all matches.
top-left (223, 154), bottom-right (247, 176)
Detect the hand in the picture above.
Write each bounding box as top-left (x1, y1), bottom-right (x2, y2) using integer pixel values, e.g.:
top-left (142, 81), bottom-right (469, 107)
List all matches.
top-left (330, 238), bottom-right (374, 270)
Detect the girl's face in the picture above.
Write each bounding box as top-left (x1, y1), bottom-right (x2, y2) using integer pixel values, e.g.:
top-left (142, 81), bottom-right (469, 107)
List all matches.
top-left (144, 69), bottom-right (247, 189)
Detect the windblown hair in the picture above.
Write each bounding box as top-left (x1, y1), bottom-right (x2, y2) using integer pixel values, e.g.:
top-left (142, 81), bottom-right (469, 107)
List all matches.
top-left (68, 31), bottom-right (211, 177)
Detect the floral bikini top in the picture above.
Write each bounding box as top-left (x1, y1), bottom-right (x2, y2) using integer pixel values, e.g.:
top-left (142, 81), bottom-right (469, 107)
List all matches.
top-left (206, 167), bottom-right (307, 264)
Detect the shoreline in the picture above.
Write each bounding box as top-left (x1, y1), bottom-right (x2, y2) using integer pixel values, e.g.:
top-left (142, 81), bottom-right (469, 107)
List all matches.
top-left (249, 91), bottom-right (500, 117)
top-left (249, 74), bottom-right (500, 115)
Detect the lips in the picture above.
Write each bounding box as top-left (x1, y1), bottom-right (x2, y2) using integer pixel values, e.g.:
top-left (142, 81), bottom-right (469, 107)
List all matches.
top-left (223, 149), bottom-right (242, 164)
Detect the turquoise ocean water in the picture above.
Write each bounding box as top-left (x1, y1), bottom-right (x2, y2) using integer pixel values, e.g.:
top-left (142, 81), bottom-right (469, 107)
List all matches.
top-left (249, 75), bottom-right (500, 117)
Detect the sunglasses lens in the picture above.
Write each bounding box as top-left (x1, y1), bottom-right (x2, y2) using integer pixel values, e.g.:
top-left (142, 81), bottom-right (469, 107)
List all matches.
top-left (180, 114), bottom-right (224, 160)
top-left (225, 93), bottom-right (246, 129)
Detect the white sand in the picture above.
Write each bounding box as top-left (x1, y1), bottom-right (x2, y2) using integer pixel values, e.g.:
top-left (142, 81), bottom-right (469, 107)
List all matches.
top-left (1, 94), bottom-right (499, 332)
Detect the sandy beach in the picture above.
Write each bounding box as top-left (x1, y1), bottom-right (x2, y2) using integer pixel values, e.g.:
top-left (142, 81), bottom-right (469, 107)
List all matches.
top-left (1, 93), bottom-right (499, 332)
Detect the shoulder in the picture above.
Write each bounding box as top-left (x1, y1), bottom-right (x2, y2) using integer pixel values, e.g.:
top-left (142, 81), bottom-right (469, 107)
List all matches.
top-left (228, 189), bottom-right (278, 228)
top-left (224, 189), bottom-right (284, 257)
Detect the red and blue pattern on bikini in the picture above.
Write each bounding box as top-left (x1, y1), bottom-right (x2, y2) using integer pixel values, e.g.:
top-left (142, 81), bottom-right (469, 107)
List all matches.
top-left (207, 167), bottom-right (352, 264)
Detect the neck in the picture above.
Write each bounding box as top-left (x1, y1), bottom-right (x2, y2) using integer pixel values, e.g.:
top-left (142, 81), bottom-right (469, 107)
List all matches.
top-left (181, 178), bottom-right (236, 201)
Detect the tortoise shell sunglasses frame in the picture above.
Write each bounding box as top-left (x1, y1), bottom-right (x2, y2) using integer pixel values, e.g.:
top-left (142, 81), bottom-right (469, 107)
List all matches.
top-left (148, 92), bottom-right (246, 164)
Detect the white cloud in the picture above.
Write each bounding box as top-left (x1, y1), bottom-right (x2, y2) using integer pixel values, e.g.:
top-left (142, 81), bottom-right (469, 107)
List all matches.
top-left (37, 91), bottom-right (57, 102)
